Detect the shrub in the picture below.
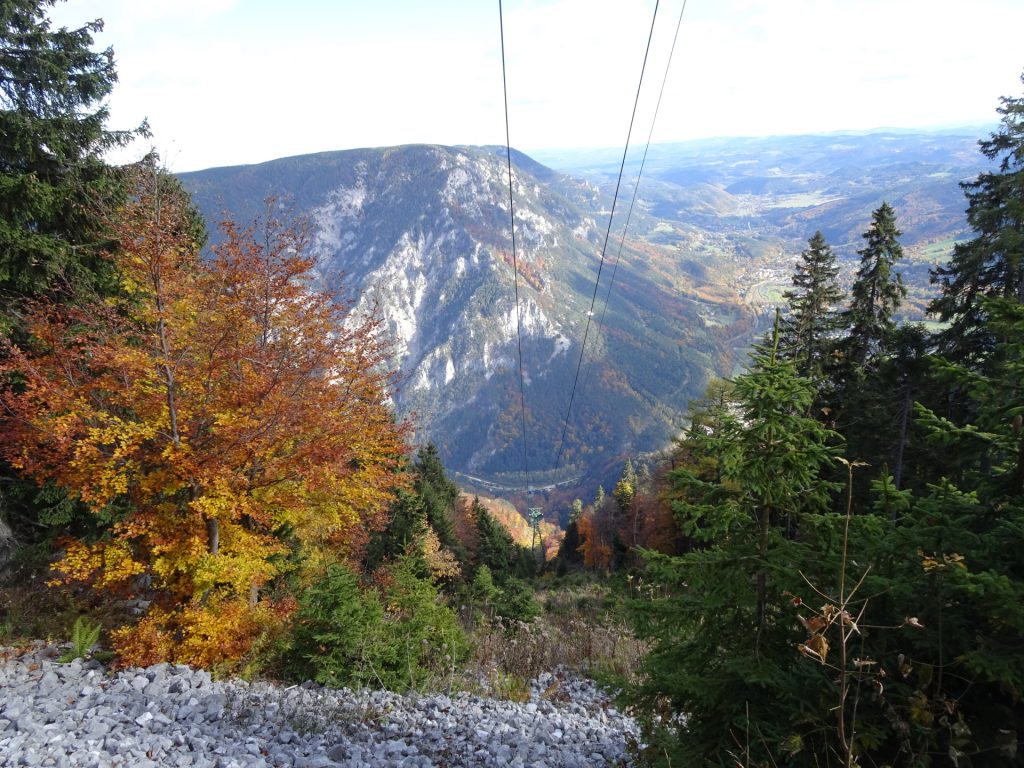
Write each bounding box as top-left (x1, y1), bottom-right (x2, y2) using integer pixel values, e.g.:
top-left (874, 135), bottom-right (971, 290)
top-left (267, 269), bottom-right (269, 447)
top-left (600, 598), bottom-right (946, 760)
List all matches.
top-left (282, 564), bottom-right (385, 687)
top-left (493, 577), bottom-right (539, 622)
top-left (114, 594), bottom-right (292, 670)
top-left (371, 554), bottom-right (469, 690)
top-left (282, 555), bottom-right (468, 692)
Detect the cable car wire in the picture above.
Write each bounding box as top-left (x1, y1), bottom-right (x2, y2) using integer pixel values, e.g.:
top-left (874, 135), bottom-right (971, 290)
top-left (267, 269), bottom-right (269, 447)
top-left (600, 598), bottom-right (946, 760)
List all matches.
top-left (498, 0), bottom-right (531, 493)
top-left (578, 0), bottom-right (690, 411)
top-left (552, 0), bottom-right (661, 471)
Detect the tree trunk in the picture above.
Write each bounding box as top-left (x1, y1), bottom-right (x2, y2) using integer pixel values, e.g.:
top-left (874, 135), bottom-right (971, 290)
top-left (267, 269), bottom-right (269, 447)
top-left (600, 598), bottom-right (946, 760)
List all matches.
top-left (206, 517), bottom-right (219, 556)
top-left (893, 377), bottom-right (911, 495)
top-left (755, 506), bottom-right (770, 653)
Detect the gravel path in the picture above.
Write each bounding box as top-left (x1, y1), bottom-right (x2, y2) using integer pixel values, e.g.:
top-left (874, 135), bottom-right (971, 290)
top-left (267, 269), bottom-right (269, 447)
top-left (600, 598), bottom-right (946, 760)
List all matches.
top-left (0, 644), bottom-right (638, 767)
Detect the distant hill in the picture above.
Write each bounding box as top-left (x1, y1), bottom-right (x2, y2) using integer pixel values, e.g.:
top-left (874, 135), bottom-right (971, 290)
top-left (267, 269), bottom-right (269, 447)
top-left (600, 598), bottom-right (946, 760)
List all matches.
top-left (533, 129), bottom-right (990, 319)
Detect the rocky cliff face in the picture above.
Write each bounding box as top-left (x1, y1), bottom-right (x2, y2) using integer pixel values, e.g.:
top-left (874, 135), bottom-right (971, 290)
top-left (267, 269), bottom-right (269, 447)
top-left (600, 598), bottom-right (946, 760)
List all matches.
top-left (305, 146), bottom-right (579, 404)
top-left (181, 145), bottom-right (730, 493)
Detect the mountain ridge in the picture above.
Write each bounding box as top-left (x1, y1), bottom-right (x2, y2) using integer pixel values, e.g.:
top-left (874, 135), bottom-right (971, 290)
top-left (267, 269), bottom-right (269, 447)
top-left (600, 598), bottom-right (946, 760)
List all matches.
top-left (179, 130), bottom-right (988, 511)
top-left (180, 144), bottom-right (730, 506)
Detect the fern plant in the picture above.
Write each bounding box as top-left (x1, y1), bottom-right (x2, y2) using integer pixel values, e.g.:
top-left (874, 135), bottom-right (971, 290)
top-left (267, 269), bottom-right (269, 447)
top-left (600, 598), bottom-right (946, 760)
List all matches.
top-left (59, 616), bottom-right (102, 662)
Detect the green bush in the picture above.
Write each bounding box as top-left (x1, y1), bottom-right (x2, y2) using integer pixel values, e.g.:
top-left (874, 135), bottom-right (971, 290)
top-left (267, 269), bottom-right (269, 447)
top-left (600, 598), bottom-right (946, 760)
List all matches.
top-left (282, 555), bottom-right (468, 692)
top-left (493, 577), bottom-right (539, 622)
top-left (283, 564), bottom-right (384, 688)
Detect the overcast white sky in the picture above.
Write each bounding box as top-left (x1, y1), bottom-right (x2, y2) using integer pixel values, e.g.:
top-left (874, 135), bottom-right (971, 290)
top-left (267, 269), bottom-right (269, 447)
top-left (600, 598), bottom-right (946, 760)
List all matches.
top-left (49, 0), bottom-right (1024, 173)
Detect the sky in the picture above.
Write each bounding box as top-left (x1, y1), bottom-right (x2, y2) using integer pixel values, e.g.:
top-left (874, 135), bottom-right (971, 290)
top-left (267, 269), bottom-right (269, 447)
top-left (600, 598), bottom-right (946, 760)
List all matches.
top-left (49, 0), bottom-right (1024, 173)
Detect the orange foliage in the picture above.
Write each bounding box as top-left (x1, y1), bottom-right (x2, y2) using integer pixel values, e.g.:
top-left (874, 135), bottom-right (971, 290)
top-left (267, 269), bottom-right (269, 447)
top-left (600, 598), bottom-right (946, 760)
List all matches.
top-left (633, 488), bottom-right (684, 555)
top-left (453, 493), bottom-right (562, 560)
top-left (113, 594), bottom-right (295, 668)
top-left (577, 509), bottom-right (613, 570)
top-left (0, 165), bottom-right (409, 666)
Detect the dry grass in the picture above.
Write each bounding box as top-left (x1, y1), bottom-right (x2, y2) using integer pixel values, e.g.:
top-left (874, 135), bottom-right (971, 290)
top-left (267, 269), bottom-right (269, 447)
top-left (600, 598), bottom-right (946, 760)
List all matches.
top-left (463, 581), bottom-right (647, 698)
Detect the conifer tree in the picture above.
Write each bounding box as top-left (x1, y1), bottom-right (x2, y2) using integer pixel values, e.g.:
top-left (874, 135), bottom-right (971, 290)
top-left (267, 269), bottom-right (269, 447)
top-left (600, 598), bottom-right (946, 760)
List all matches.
top-left (413, 443), bottom-right (464, 559)
top-left (471, 497), bottom-right (514, 577)
top-left (832, 205), bottom-right (910, 503)
top-left (556, 498), bottom-right (585, 571)
top-left (840, 202), bottom-right (906, 372)
top-left (861, 296), bottom-right (1024, 764)
top-left (629, 320), bottom-right (842, 764)
top-left (0, 0), bottom-right (144, 546)
top-left (570, 498), bottom-right (583, 523)
top-left (930, 73), bottom-right (1024, 367)
top-left (0, 0), bottom-right (142, 330)
top-left (364, 488), bottom-right (427, 572)
top-left (613, 458), bottom-right (636, 514)
top-left (778, 231), bottom-right (844, 381)
top-left (365, 443), bottom-right (465, 573)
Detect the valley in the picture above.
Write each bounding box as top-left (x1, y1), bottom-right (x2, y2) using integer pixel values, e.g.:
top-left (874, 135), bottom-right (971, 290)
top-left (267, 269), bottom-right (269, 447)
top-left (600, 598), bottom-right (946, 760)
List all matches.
top-left (180, 128), bottom-right (990, 514)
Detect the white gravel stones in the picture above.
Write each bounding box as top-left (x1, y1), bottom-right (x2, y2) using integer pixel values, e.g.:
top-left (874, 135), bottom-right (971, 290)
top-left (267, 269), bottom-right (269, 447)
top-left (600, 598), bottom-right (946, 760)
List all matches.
top-left (0, 645), bottom-right (637, 767)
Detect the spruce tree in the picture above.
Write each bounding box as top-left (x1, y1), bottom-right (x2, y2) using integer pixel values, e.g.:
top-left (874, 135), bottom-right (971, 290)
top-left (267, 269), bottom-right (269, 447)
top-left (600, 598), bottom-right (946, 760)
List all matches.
top-left (778, 231), bottom-right (844, 381)
top-left (840, 202), bottom-right (907, 372)
top-left (629, 320), bottom-right (842, 765)
top-left (556, 499), bottom-right (584, 571)
top-left (830, 204), bottom-right (908, 504)
top-left (930, 73), bottom-right (1024, 368)
top-left (412, 443), bottom-right (463, 559)
top-left (0, 0), bottom-right (142, 330)
top-left (612, 458), bottom-right (636, 514)
top-left (863, 296), bottom-right (1024, 764)
top-left (471, 497), bottom-right (514, 578)
top-left (365, 444), bottom-right (465, 572)
top-left (1, 0), bottom-right (143, 545)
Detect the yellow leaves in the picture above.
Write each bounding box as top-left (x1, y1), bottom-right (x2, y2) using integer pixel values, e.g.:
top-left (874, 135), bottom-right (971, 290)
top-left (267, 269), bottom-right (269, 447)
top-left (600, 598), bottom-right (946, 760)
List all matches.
top-left (191, 528), bottom-right (284, 596)
top-left (113, 595), bottom-right (295, 670)
top-left (65, 417), bottom-right (162, 510)
top-left (188, 487), bottom-right (245, 524)
top-left (51, 539), bottom-right (143, 590)
top-left (142, 521), bottom-right (208, 588)
top-left (422, 527), bottom-right (462, 581)
top-left (919, 548), bottom-right (967, 573)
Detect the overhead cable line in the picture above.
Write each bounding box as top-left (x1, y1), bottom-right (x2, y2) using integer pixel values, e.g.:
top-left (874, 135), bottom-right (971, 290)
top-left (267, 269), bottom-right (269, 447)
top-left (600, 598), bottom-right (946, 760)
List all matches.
top-left (579, 0), bottom-right (690, 407)
top-left (552, 0), bottom-right (661, 471)
top-left (498, 0), bottom-right (532, 494)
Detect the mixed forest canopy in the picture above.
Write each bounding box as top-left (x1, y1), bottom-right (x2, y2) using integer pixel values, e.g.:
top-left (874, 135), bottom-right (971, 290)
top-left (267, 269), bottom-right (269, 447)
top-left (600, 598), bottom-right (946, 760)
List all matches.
top-left (1, 3), bottom-right (1023, 767)
top-left (581, 75), bottom-right (1024, 766)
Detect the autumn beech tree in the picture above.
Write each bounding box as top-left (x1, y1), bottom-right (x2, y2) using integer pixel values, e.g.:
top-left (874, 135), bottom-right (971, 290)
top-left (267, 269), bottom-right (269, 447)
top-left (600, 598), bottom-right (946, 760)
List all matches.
top-left (0, 163), bottom-right (410, 665)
